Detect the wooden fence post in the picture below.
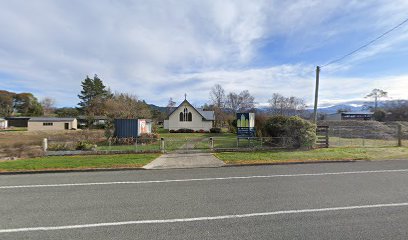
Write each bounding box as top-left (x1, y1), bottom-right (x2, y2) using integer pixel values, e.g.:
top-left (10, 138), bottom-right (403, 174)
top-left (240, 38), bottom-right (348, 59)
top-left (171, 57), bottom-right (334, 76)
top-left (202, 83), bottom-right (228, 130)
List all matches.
top-left (397, 124), bottom-right (402, 147)
top-left (42, 138), bottom-right (48, 152)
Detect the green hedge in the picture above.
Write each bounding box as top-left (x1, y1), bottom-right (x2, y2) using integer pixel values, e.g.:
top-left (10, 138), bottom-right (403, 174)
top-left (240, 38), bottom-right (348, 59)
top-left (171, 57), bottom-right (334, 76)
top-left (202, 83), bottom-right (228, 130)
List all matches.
top-left (263, 116), bottom-right (316, 148)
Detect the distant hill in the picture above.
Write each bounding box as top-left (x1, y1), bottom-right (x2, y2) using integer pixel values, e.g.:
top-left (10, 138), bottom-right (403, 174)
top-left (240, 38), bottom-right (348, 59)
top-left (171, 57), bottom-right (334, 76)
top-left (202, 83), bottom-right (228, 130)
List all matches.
top-left (148, 104), bottom-right (167, 113)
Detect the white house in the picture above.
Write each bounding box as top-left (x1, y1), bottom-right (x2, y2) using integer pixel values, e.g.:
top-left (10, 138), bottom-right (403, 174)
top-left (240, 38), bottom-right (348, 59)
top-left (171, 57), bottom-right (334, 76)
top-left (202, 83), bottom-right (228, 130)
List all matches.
top-left (164, 98), bottom-right (215, 131)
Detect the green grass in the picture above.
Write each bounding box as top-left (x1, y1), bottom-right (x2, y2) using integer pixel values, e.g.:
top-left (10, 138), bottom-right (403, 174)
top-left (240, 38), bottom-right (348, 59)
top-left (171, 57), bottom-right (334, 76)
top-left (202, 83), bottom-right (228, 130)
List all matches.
top-left (329, 137), bottom-right (401, 147)
top-left (0, 154), bottom-right (160, 172)
top-left (215, 147), bottom-right (408, 164)
top-left (96, 142), bottom-right (161, 151)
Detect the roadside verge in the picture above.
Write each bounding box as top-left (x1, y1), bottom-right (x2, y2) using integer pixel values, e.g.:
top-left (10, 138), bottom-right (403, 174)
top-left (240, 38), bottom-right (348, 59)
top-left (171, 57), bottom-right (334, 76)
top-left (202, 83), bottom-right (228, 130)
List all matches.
top-left (214, 147), bottom-right (408, 165)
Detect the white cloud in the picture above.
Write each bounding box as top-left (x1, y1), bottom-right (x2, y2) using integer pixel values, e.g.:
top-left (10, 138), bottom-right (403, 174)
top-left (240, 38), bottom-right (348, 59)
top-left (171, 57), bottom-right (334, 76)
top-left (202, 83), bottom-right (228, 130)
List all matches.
top-left (0, 0), bottom-right (408, 107)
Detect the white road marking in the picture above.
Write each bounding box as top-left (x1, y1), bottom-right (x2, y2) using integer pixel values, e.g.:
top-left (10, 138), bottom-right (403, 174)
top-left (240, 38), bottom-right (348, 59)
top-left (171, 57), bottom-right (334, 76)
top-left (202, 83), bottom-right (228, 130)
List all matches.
top-left (1, 202), bottom-right (408, 233)
top-left (1, 169), bottom-right (408, 189)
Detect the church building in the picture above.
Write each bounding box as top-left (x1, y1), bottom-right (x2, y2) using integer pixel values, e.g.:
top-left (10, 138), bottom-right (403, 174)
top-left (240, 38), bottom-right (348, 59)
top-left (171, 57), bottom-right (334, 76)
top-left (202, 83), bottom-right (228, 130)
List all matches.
top-left (164, 96), bottom-right (215, 131)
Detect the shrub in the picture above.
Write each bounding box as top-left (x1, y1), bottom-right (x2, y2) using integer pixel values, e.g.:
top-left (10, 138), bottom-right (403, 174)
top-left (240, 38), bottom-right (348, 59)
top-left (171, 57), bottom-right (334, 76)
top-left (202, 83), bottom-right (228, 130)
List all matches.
top-left (195, 129), bottom-right (208, 133)
top-left (263, 116), bottom-right (316, 148)
top-left (138, 133), bottom-right (159, 144)
top-left (210, 127), bottom-right (221, 133)
top-left (75, 140), bottom-right (95, 150)
top-left (373, 109), bottom-right (386, 122)
top-left (48, 143), bottom-right (75, 151)
top-left (169, 129), bottom-right (175, 133)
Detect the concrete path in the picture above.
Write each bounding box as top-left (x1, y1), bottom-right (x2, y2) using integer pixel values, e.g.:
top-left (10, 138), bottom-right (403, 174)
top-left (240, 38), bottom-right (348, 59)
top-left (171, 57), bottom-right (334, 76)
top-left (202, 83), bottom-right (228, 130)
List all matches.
top-left (143, 152), bottom-right (225, 169)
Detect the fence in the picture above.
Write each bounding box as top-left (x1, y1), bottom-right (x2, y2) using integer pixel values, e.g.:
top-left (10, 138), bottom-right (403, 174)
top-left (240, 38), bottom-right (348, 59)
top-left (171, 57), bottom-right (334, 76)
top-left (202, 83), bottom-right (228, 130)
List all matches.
top-left (327, 124), bottom-right (406, 147)
top-left (161, 137), bottom-right (294, 153)
top-left (46, 137), bottom-right (162, 154)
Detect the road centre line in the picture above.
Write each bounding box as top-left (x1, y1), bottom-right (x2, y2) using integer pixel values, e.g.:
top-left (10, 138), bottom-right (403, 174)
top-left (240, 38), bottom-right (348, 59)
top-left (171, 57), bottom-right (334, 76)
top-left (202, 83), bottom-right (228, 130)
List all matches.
top-left (1, 202), bottom-right (408, 233)
top-left (1, 169), bottom-right (408, 189)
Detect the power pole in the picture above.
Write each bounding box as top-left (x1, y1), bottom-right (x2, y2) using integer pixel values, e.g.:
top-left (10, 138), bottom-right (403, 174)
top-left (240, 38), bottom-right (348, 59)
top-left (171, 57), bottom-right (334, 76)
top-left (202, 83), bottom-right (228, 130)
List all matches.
top-left (313, 66), bottom-right (320, 124)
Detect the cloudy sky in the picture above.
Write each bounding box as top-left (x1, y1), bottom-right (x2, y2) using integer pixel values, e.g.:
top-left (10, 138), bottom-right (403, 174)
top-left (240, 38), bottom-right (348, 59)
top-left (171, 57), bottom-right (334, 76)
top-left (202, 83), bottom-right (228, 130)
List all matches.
top-left (1, 0), bottom-right (408, 108)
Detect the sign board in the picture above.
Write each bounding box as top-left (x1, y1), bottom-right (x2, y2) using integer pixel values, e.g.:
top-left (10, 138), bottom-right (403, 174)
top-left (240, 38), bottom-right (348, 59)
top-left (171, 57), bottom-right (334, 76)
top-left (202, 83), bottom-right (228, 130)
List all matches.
top-left (236, 113), bottom-right (255, 138)
top-left (137, 119), bottom-right (152, 136)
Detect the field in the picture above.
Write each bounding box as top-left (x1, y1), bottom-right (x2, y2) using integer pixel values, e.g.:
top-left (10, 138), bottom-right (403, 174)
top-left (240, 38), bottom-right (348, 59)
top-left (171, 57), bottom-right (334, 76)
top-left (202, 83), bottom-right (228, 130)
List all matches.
top-left (0, 129), bottom-right (105, 158)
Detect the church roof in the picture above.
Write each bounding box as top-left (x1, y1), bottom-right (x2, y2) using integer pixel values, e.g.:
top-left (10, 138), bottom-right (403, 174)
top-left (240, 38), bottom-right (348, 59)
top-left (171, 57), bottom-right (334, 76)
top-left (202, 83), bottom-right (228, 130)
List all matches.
top-left (197, 108), bottom-right (215, 121)
top-left (168, 99), bottom-right (215, 121)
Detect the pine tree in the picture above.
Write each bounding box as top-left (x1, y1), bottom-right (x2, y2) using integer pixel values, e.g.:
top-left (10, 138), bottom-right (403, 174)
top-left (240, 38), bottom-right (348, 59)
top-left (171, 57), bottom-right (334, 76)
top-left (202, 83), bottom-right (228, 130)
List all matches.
top-left (78, 74), bottom-right (111, 113)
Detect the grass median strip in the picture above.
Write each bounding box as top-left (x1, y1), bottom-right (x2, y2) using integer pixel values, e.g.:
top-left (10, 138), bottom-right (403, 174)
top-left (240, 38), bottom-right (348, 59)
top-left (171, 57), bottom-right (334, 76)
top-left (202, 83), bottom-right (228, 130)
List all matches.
top-left (0, 154), bottom-right (160, 172)
top-left (215, 147), bottom-right (408, 164)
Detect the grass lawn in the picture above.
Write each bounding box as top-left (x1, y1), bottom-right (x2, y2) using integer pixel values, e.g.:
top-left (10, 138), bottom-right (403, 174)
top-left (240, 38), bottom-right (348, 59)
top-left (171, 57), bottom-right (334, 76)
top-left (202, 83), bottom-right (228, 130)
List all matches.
top-left (0, 154), bottom-right (160, 172)
top-left (96, 142), bottom-right (161, 151)
top-left (215, 147), bottom-right (408, 164)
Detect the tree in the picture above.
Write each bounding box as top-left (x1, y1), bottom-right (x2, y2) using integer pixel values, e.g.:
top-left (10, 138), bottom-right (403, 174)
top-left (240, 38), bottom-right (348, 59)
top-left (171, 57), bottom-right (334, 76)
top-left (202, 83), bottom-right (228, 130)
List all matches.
top-left (40, 97), bottom-right (56, 116)
top-left (237, 90), bottom-right (255, 111)
top-left (55, 107), bottom-right (80, 117)
top-left (365, 88), bottom-right (387, 111)
top-left (104, 93), bottom-right (152, 119)
top-left (383, 100), bottom-right (408, 121)
top-left (226, 90), bottom-right (255, 113)
top-left (166, 97), bottom-right (176, 115)
top-left (210, 84), bottom-right (225, 108)
top-left (78, 74), bottom-right (112, 114)
top-left (14, 93), bottom-right (43, 116)
top-left (268, 93), bottom-right (305, 116)
top-left (0, 90), bottom-right (15, 116)
top-left (373, 109), bottom-right (386, 122)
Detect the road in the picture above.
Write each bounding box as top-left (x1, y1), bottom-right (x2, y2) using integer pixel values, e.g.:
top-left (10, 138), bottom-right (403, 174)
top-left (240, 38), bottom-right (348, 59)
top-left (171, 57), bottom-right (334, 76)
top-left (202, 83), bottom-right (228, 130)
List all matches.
top-left (1, 160), bottom-right (408, 239)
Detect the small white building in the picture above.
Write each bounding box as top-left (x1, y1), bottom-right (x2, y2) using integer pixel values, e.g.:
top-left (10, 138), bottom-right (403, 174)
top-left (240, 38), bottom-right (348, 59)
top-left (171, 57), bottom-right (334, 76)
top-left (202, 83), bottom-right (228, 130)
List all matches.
top-left (0, 118), bottom-right (8, 129)
top-left (164, 98), bottom-right (215, 131)
top-left (27, 117), bottom-right (77, 131)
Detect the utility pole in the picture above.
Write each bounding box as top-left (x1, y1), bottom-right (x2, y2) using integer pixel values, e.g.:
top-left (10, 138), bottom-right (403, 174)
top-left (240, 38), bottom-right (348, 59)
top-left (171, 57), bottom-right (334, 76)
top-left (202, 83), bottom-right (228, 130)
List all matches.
top-left (313, 66), bottom-right (320, 124)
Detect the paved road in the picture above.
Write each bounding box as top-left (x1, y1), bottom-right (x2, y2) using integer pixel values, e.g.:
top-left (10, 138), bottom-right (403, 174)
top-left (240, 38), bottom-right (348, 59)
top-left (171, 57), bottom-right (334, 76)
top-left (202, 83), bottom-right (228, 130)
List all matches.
top-left (2, 160), bottom-right (408, 239)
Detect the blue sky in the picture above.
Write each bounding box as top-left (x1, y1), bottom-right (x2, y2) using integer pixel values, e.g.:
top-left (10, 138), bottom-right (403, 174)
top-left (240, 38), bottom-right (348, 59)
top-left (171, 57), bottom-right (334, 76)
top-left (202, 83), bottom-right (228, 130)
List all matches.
top-left (0, 0), bottom-right (408, 108)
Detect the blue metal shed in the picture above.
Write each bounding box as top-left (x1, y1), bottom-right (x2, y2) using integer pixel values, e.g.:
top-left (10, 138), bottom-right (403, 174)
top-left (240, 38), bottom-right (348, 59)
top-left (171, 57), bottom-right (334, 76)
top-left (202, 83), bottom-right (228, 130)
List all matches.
top-left (114, 119), bottom-right (139, 138)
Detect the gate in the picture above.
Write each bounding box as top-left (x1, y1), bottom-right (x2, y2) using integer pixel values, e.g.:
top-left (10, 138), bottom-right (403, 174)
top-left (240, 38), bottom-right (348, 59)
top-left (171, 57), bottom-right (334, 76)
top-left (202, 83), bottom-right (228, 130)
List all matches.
top-left (161, 138), bottom-right (212, 153)
top-left (316, 125), bottom-right (329, 148)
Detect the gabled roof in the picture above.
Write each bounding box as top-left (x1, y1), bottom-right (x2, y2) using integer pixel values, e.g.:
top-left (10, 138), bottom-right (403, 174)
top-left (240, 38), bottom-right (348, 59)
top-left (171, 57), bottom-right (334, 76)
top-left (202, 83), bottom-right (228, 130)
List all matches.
top-left (197, 108), bottom-right (215, 121)
top-left (168, 99), bottom-right (215, 121)
top-left (28, 117), bottom-right (76, 122)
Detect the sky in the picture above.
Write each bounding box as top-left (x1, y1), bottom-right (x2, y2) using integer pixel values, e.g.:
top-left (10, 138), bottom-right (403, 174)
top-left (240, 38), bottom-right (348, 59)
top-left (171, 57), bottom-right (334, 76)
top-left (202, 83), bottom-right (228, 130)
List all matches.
top-left (1, 0), bottom-right (408, 108)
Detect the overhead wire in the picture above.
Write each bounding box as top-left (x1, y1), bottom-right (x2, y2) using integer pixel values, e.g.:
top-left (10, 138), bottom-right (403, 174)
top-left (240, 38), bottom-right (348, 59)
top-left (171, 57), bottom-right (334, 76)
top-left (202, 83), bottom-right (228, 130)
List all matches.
top-left (320, 16), bottom-right (408, 68)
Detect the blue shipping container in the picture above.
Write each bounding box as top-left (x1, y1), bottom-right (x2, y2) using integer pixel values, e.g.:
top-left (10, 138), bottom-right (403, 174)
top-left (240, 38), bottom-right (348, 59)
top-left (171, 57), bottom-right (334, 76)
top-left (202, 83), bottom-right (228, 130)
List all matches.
top-left (114, 119), bottom-right (139, 138)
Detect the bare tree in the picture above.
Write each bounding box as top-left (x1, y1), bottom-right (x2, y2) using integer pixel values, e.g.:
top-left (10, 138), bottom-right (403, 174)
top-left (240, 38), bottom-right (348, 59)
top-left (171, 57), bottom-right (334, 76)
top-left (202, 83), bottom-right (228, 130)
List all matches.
top-left (225, 90), bottom-right (255, 112)
top-left (268, 93), bottom-right (305, 116)
top-left (238, 90), bottom-right (255, 111)
top-left (40, 97), bottom-right (56, 116)
top-left (226, 92), bottom-right (239, 112)
top-left (166, 97), bottom-right (176, 115)
top-left (210, 84), bottom-right (225, 108)
top-left (365, 88), bottom-right (388, 111)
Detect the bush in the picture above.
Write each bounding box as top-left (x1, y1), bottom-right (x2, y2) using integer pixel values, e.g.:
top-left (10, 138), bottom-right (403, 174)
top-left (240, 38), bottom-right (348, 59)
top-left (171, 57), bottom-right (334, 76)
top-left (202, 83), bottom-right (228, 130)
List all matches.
top-left (48, 143), bottom-right (75, 151)
top-left (195, 129), bottom-right (208, 133)
top-left (138, 133), bottom-right (160, 144)
top-left (75, 140), bottom-right (95, 150)
top-left (373, 109), bottom-right (386, 122)
top-left (210, 127), bottom-right (221, 133)
top-left (263, 116), bottom-right (316, 148)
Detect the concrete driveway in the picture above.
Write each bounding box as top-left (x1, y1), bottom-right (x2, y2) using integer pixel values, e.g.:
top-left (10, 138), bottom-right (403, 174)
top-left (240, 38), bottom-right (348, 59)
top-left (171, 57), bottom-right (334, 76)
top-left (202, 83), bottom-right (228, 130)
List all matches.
top-left (143, 152), bottom-right (225, 169)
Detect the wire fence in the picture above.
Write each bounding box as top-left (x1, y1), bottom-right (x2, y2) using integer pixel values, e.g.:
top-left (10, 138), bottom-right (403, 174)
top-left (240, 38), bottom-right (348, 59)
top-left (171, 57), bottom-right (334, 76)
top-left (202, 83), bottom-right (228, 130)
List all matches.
top-left (327, 125), bottom-right (407, 147)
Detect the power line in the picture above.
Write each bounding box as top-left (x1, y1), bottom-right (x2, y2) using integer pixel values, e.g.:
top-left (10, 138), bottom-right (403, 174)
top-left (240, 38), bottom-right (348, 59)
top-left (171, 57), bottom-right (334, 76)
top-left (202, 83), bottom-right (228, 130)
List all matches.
top-left (321, 16), bottom-right (408, 68)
